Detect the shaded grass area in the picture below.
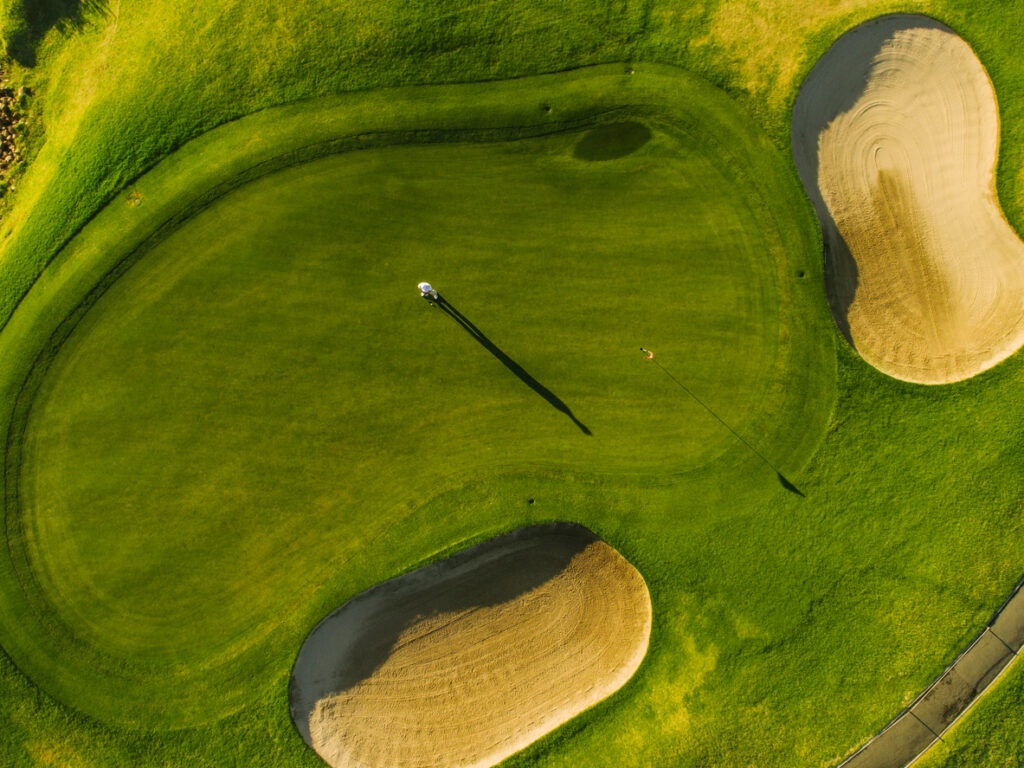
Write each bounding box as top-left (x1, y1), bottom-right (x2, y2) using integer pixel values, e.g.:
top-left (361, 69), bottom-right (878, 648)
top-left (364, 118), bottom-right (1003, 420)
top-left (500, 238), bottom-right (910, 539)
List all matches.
top-left (0, 0), bottom-right (110, 66)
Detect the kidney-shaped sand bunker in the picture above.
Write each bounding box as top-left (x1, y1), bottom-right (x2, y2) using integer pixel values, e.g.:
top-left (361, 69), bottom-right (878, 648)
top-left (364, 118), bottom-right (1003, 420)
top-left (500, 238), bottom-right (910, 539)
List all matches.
top-left (289, 523), bottom-right (651, 768)
top-left (792, 14), bottom-right (1024, 384)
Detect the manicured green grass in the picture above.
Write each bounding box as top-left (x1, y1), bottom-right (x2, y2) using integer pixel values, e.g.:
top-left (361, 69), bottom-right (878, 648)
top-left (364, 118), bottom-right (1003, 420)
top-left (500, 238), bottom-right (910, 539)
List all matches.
top-left (1, 64), bottom-right (838, 761)
top-left (3, 2), bottom-right (1024, 768)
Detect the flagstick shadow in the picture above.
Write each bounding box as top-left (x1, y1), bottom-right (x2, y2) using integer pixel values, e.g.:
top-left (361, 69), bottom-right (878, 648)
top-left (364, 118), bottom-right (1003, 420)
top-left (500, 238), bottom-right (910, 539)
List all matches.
top-left (434, 295), bottom-right (591, 436)
top-left (643, 351), bottom-right (804, 497)
top-left (777, 472), bottom-right (805, 497)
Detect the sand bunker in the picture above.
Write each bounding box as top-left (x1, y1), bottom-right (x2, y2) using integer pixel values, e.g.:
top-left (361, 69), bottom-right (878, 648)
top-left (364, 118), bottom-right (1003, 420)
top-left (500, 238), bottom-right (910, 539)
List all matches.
top-left (792, 15), bottom-right (1024, 383)
top-left (289, 524), bottom-right (651, 768)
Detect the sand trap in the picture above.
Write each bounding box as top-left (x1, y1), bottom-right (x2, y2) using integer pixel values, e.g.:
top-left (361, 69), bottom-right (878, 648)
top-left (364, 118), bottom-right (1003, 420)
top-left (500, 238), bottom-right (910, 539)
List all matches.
top-left (289, 524), bottom-right (651, 768)
top-left (792, 14), bottom-right (1024, 384)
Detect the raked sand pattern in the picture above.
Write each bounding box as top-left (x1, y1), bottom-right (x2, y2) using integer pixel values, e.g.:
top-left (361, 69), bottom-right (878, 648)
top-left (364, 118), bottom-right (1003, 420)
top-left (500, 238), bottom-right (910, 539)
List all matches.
top-left (792, 14), bottom-right (1024, 384)
top-left (289, 524), bottom-right (651, 768)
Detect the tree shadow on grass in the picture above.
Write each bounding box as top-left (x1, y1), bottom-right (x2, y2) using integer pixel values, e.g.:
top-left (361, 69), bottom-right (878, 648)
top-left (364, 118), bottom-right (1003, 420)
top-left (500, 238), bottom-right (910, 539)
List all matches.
top-left (435, 294), bottom-right (591, 435)
top-left (5, 0), bottom-right (112, 67)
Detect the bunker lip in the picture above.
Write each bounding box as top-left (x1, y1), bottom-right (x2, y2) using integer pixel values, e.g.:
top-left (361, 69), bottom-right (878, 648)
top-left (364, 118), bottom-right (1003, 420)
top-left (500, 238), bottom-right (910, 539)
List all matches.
top-left (791, 13), bottom-right (1024, 384)
top-left (289, 523), bottom-right (652, 768)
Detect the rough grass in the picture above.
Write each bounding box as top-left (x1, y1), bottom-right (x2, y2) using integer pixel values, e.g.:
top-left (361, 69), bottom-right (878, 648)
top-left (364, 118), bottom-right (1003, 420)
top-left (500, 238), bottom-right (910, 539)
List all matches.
top-left (2, 1), bottom-right (1024, 767)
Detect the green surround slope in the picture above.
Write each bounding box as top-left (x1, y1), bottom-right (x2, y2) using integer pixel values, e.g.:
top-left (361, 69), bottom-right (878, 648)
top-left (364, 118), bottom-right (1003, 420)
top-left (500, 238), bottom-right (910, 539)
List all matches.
top-left (0, 64), bottom-right (835, 733)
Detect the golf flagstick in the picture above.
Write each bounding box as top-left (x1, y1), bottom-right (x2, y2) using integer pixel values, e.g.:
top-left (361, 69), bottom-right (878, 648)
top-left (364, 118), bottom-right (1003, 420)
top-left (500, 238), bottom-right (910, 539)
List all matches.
top-left (639, 348), bottom-right (803, 495)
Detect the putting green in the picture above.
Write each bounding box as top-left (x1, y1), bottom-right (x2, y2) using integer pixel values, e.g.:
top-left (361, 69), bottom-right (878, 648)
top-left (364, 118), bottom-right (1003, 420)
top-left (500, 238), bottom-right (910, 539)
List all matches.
top-left (0, 65), bottom-right (834, 730)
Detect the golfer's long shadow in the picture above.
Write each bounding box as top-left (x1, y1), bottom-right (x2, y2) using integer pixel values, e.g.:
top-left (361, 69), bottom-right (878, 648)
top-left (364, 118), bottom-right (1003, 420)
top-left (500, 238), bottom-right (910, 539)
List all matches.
top-left (435, 295), bottom-right (591, 435)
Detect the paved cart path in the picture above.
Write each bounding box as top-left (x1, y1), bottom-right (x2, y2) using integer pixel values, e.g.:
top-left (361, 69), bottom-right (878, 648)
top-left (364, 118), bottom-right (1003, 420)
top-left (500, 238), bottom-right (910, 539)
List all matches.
top-left (840, 577), bottom-right (1024, 768)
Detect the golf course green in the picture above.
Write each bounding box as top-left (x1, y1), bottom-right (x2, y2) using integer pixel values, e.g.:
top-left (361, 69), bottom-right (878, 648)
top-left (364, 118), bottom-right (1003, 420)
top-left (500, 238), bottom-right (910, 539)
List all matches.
top-left (0, 65), bottom-right (834, 729)
top-left (3, 2), bottom-right (1024, 768)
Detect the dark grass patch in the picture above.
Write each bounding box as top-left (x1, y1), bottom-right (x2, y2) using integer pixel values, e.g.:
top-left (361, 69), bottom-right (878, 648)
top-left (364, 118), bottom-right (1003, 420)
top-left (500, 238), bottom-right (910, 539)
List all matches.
top-left (573, 121), bottom-right (652, 161)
